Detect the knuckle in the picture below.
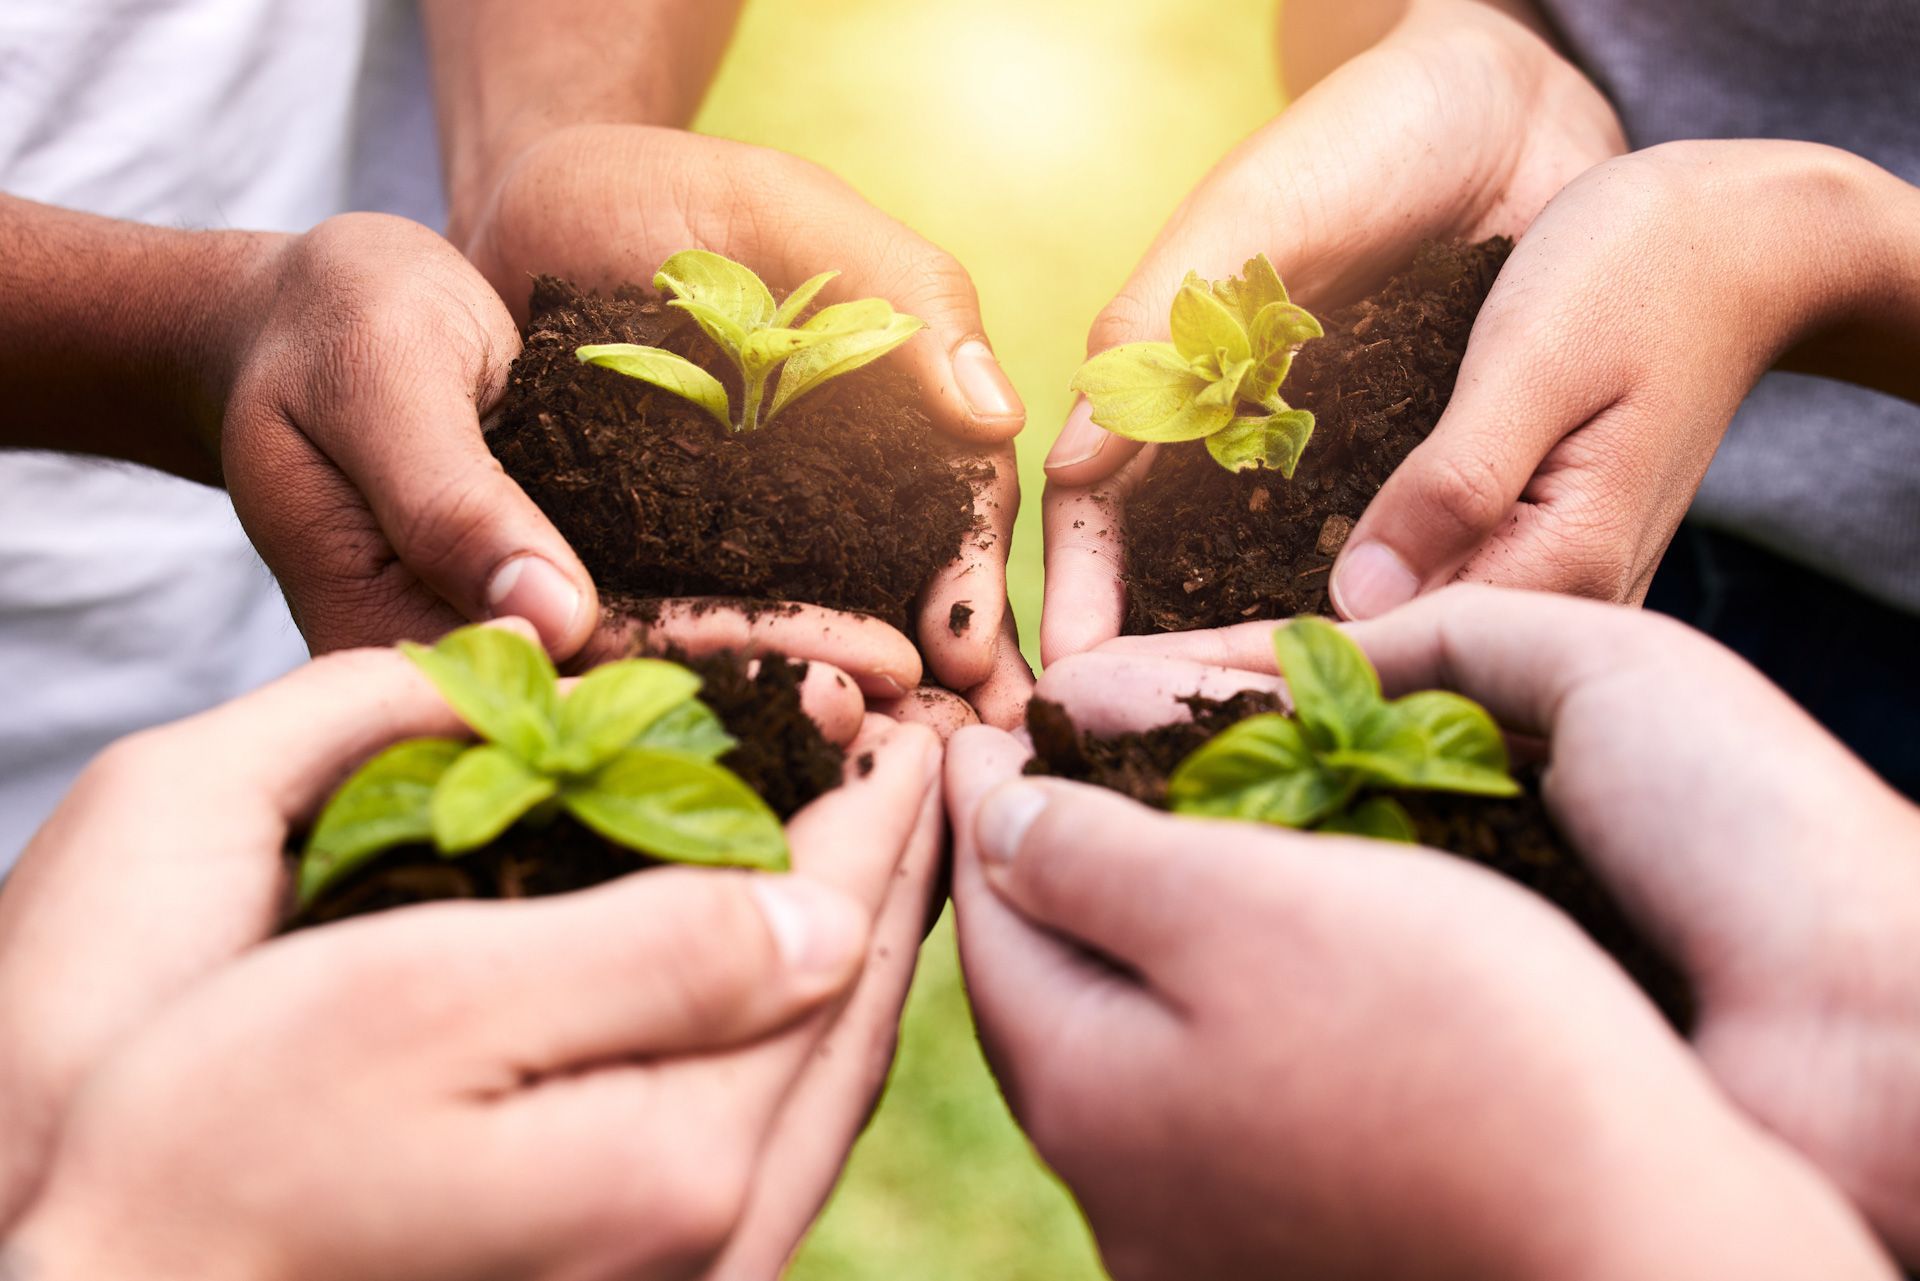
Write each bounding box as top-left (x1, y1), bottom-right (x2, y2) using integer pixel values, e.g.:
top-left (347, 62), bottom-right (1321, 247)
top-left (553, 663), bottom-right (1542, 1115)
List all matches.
top-left (385, 467), bottom-right (508, 582)
top-left (1405, 449), bottom-right (1512, 542)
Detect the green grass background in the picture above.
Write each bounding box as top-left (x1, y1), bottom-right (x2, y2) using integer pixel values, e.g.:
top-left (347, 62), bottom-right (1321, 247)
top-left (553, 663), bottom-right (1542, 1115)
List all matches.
top-left (697, 4), bottom-right (1281, 1274)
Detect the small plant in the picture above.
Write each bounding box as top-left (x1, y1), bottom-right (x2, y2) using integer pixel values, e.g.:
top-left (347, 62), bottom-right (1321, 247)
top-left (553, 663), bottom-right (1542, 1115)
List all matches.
top-left (1168, 617), bottom-right (1518, 840)
top-left (296, 625), bottom-right (787, 907)
top-left (1071, 254), bottom-right (1323, 475)
top-left (576, 249), bottom-right (925, 434)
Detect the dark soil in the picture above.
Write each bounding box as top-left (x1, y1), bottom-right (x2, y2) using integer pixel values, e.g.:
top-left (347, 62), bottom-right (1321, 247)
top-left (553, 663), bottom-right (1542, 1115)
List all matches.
top-left (290, 652), bottom-right (842, 927)
top-left (486, 277), bottom-right (984, 635)
top-left (1121, 238), bottom-right (1511, 634)
top-left (1025, 694), bottom-right (1694, 1029)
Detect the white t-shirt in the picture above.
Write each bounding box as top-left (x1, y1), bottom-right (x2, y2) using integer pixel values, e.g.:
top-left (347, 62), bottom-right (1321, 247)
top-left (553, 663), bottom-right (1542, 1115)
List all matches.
top-left (0, 0), bottom-right (444, 869)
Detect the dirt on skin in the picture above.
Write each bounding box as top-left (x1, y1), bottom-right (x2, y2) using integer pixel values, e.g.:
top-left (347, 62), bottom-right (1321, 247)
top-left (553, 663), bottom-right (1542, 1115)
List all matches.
top-left (291, 653), bottom-right (842, 927)
top-left (1024, 694), bottom-right (1694, 1030)
top-left (486, 277), bottom-right (984, 635)
top-left (1121, 238), bottom-right (1512, 634)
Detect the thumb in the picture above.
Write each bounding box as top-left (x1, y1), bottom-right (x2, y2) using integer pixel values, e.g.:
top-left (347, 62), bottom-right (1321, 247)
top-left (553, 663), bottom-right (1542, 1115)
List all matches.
top-left (315, 359), bottom-right (601, 659)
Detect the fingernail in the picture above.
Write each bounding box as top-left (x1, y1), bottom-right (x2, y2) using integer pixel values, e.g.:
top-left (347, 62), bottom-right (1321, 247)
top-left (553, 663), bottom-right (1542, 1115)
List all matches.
top-left (485, 555), bottom-right (583, 645)
top-left (874, 675), bottom-right (908, 701)
top-left (952, 338), bottom-right (1024, 422)
top-left (976, 781), bottom-right (1048, 867)
top-left (1330, 542), bottom-right (1419, 620)
top-left (749, 877), bottom-right (865, 977)
top-left (1045, 399), bottom-right (1107, 473)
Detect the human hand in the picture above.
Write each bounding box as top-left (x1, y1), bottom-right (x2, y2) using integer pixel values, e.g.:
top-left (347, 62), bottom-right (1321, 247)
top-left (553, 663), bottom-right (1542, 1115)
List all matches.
top-left (945, 718), bottom-right (1897, 1280)
top-left (455, 123), bottom-right (1029, 713)
top-left (1040, 0), bottom-right (1623, 661)
top-left (0, 631), bottom-right (930, 1239)
top-left (1322, 140), bottom-right (1920, 617)
top-left (1084, 584), bottom-right (1920, 1262)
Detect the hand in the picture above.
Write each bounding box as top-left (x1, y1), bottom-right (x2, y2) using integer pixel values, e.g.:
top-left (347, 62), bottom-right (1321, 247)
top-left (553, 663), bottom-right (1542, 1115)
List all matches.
top-left (0, 631), bottom-right (937, 1249)
top-left (1321, 140), bottom-right (1920, 617)
top-left (1085, 584), bottom-right (1920, 1263)
top-left (1040, 0), bottom-right (1623, 661)
top-left (944, 721), bottom-right (1897, 1280)
top-left (220, 212), bottom-right (600, 658)
top-left (455, 123), bottom-right (1030, 713)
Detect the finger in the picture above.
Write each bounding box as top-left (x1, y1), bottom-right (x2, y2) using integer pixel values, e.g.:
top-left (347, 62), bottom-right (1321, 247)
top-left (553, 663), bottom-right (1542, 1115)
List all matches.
top-left (313, 867), bottom-right (869, 1075)
top-left (1338, 583), bottom-right (1662, 735)
top-left (1043, 396), bottom-right (1145, 489)
top-left (703, 754), bottom-right (947, 1279)
top-left (781, 660), bottom-right (865, 748)
top-left (873, 686), bottom-right (980, 742)
top-left (918, 444), bottom-right (1018, 690)
top-left (947, 729), bottom-right (1173, 1123)
top-left (785, 715), bottom-right (942, 914)
top-left (579, 599), bottom-right (923, 700)
top-left (1033, 652), bottom-right (1290, 736)
top-left (1040, 445), bottom-right (1156, 666)
top-left (961, 607), bottom-right (1036, 732)
top-left (1093, 619), bottom-right (1287, 671)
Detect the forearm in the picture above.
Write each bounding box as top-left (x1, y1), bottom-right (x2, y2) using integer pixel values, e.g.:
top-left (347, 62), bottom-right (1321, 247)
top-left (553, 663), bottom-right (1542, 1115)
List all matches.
top-left (1778, 149), bottom-right (1920, 403)
top-left (424, 0), bottom-right (746, 241)
top-left (0, 194), bottom-right (277, 481)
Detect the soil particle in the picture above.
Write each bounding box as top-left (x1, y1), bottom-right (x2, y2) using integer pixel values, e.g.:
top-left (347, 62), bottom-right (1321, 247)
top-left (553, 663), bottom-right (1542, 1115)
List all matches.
top-left (1023, 693), bottom-right (1693, 1029)
top-left (948, 601), bottom-right (974, 635)
top-left (486, 277), bottom-right (985, 634)
top-left (1122, 239), bottom-right (1511, 633)
top-left (291, 652), bottom-right (841, 927)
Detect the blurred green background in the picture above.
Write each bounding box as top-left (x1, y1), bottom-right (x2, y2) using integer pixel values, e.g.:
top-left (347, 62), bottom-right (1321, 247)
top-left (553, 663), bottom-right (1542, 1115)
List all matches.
top-left (697, 3), bottom-right (1281, 1275)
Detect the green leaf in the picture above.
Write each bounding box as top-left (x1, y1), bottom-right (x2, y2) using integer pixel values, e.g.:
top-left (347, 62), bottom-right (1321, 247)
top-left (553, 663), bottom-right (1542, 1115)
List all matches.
top-left (799, 298), bottom-right (894, 335)
top-left (562, 748), bottom-right (788, 869)
top-left (1205, 409), bottom-right (1316, 477)
top-left (1210, 254), bottom-right (1290, 329)
top-left (740, 324), bottom-right (837, 370)
top-left (634, 699), bottom-right (737, 761)
top-left (773, 270), bottom-right (840, 327)
top-left (1243, 301), bottom-right (1325, 405)
top-left (1271, 616), bottom-right (1381, 753)
top-left (298, 737), bottom-right (464, 907)
top-left (1331, 693), bottom-right (1521, 797)
top-left (551, 659), bottom-right (704, 774)
top-left (1170, 278), bottom-right (1251, 368)
top-left (654, 249), bottom-right (776, 332)
top-left (431, 744), bottom-right (559, 854)
top-left (401, 625), bottom-right (560, 764)
top-left (1070, 343), bottom-right (1234, 443)
top-left (1167, 714), bottom-right (1348, 828)
top-left (768, 311), bottom-right (924, 421)
top-left (1318, 796), bottom-right (1418, 843)
top-left (665, 298), bottom-right (752, 367)
top-left (576, 343), bottom-right (732, 431)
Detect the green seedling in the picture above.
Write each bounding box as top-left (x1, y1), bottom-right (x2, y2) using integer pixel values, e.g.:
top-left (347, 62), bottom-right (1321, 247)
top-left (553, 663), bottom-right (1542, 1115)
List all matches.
top-left (576, 249), bottom-right (924, 434)
top-left (1168, 617), bottom-right (1519, 841)
top-left (1071, 253), bottom-right (1323, 475)
top-left (296, 625), bottom-right (787, 907)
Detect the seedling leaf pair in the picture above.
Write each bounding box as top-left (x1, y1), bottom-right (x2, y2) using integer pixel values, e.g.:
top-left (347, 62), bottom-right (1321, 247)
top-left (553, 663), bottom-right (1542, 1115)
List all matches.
top-left (297, 626), bottom-right (787, 908)
top-left (1070, 254), bottom-right (1323, 476)
top-left (1167, 617), bottom-right (1518, 841)
top-left (577, 250), bottom-right (925, 434)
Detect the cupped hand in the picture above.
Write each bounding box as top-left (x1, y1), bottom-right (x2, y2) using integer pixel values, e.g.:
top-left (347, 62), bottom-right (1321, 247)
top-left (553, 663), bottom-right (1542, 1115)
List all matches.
top-left (944, 723), bottom-right (1893, 1280)
top-left (1326, 140), bottom-right (1920, 617)
top-left (0, 629), bottom-right (936, 1245)
top-left (220, 212), bottom-right (599, 659)
top-left (1040, 0), bottom-right (1622, 662)
top-left (1088, 585), bottom-right (1920, 1262)
top-left (456, 122), bottom-right (1027, 700)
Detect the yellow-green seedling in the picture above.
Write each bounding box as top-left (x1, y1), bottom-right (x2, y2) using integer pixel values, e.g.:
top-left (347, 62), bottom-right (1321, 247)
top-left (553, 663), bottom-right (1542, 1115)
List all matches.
top-left (577, 249), bottom-right (924, 434)
top-left (1071, 254), bottom-right (1323, 475)
top-left (1168, 617), bottom-right (1519, 841)
top-left (297, 625), bottom-right (787, 907)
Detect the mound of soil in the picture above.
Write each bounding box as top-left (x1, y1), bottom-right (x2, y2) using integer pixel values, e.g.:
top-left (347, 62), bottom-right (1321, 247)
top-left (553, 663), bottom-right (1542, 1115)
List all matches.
top-left (1025, 694), bottom-right (1693, 1029)
top-left (291, 653), bottom-right (842, 927)
top-left (485, 278), bottom-right (983, 636)
top-left (1121, 238), bottom-right (1511, 634)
